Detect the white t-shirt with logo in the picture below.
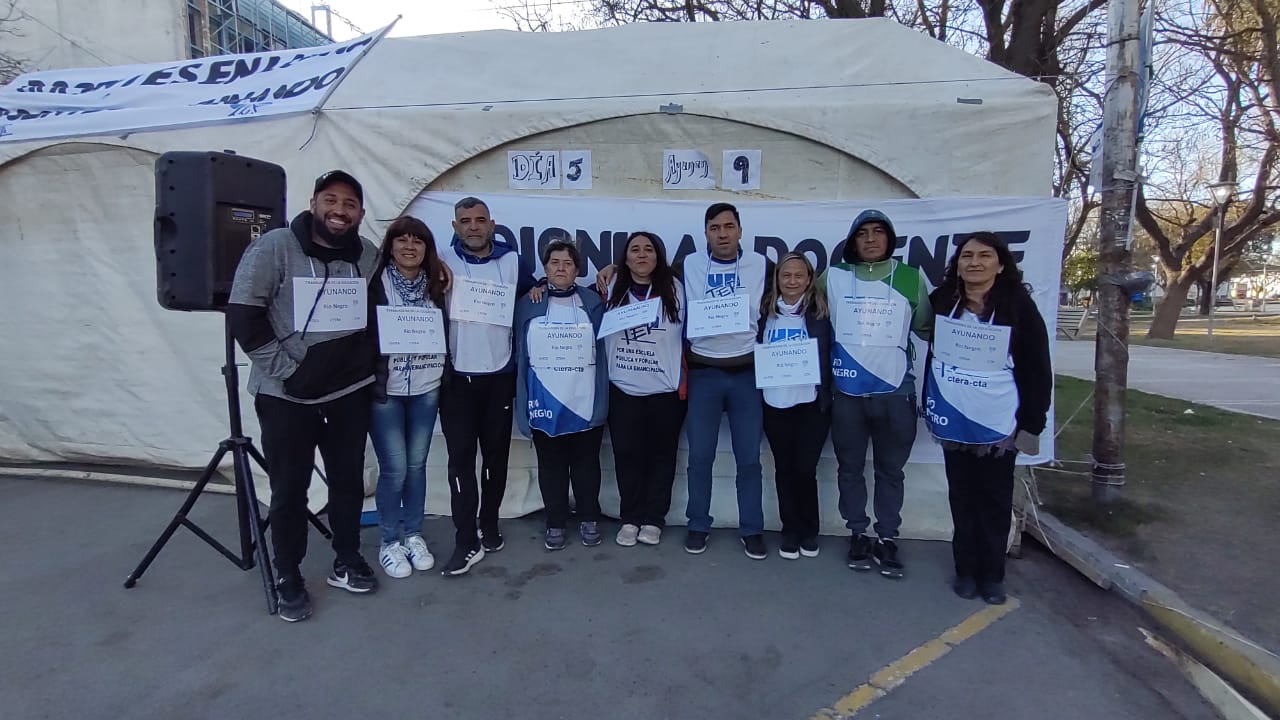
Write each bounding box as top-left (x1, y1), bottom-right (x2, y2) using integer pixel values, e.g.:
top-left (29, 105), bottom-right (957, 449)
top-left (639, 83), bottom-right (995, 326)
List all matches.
top-left (762, 299), bottom-right (818, 409)
top-left (681, 249), bottom-right (767, 359)
top-left (605, 280), bottom-right (685, 396)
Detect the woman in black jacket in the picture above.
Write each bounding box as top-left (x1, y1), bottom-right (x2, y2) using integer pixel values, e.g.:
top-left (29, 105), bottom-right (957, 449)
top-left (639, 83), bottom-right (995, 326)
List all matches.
top-left (924, 232), bottom-right (1051, 605)
top-left (366, 216), bottom-right (450, 580)
top-left (757, 252), bottom-right (834, 560)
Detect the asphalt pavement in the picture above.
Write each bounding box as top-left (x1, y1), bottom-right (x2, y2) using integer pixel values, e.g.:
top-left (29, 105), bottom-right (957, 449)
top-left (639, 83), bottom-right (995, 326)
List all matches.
top-left (0, 476), bottom-right (1217, 720)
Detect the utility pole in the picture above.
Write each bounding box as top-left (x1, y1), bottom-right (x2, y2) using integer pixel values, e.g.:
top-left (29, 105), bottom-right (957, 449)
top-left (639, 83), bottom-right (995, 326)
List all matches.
top-left (1091, 0), bottom-right (1142, 504)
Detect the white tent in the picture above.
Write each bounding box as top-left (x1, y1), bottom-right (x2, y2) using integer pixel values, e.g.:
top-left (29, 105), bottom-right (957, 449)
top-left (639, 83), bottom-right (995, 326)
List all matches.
top-left (0, 19), bottom-right (1059, 539)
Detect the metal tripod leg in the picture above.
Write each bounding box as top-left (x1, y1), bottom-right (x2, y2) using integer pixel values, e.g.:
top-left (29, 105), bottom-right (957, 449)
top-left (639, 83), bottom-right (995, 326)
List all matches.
top-left (124, 444), bottom-right (233, 587)
top-left (231, 437), bottom-right (277, 613)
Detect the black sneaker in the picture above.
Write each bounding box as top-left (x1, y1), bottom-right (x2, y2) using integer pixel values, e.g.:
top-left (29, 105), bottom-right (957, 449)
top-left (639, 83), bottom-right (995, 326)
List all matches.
top-left (480, 527), bottom-right (505, 553)
top-left (742, 534), bottom-right (768, 560)
top-left (778, 535), bottom-right (800, 560)
top-left (953, 575), bottom-right (979, 600)
top-left (980, 581), bottom-right (1007, 605)
top-left (441, 544), bottom-right (485, 576)
top-left (684, 530), bottom-right (709, 554)
top-left (799, 536), bottom-right (820, 558)
top-left (327, 556), bottom-right (379, 593)
top-left (873, 538), bottom-right (904, 579)
top-left (276, 574), bottom-right (312, 623)
top-left (847, 534), bottom-right (873, 571)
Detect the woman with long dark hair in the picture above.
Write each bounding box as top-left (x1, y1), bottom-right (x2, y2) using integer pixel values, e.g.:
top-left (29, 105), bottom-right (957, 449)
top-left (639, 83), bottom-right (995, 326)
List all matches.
top-left (603, 231), bottom-right (686, 547)
top-left (757, 252), bottom-right (832, 560)
top-left (924, 232), bottom-right (1051, 605)
top-left (367, 216), bottom-right (450, 579)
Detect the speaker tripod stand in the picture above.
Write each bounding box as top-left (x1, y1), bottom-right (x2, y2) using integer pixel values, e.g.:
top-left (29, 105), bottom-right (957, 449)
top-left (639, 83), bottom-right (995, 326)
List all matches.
top-left (124, 314), bottom-right (331, 615)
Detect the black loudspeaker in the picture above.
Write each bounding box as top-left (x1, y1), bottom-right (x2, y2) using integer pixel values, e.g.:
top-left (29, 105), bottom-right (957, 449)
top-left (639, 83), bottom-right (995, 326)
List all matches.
top-left (155, 151), bottom-right (287, 311)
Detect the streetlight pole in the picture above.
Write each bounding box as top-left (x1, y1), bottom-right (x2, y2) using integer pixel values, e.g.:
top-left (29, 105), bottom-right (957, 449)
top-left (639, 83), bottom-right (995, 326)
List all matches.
top-left (1206, 180), bottom-right (1236, 340)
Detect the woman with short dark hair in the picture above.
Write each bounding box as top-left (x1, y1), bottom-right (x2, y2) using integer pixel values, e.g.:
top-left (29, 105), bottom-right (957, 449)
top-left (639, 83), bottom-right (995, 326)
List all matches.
top-left (924, 232), bottom-right (1052, 605)
top-left (514, 239), bottom-right (609, 550)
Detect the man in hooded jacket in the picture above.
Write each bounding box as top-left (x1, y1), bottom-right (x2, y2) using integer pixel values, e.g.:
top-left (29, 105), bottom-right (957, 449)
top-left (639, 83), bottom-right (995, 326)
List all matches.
top-left (822, 209), bottom-right (933, 579)
top-left (228, 170), bottom-right (381, 622)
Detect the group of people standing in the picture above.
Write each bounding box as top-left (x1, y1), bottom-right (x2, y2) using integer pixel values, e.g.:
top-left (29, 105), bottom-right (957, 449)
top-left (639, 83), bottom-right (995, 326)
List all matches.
top-left (229, 170), bottom-right (1052, 624)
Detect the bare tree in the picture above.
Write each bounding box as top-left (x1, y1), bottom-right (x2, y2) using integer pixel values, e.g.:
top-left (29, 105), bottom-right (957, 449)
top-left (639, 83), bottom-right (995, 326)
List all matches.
top-left (1, 0), bottom-right (25, 84)
top-left (1137, 0), bottom-right (1280, 337)
top-left (589, 0), bottom-right (887, 23)
top-left (586, 0), bottom-right (1109, 260)
top-left (495, 0), bottom-right (582, 32)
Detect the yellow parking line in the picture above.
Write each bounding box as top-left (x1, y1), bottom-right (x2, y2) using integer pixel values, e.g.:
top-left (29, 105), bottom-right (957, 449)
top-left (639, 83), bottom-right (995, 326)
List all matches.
top-left (810, 597), bottom-right (1022, 720)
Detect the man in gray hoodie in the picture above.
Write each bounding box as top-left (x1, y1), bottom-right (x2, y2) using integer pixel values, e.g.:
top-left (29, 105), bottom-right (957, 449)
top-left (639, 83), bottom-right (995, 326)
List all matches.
top-left (228, 170), bottom-right (380, 622)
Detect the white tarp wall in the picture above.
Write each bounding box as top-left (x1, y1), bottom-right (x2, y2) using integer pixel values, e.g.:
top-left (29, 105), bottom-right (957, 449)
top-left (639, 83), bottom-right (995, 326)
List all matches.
top-left (0, 19), bottom-right (1060, 539)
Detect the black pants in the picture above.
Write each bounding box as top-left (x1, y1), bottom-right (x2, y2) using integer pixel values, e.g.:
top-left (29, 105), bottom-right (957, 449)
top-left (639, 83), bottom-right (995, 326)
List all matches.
top-left (608, 386), bottom-right (686, 528)
top-left (944, 448), bottom-right (1018, 584)
top-left (439, 371), bottom-right (515, 547)
top-left (532, 426), bottom-right (604, 529)
top-left (763, 400), bottom-right (831, 540)
top-left (254, 387), bottom-right (371, 577)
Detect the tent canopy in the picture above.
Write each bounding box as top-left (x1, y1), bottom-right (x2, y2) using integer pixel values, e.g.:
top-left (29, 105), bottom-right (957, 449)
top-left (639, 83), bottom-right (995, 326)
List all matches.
top-left (0, 19), bottom-right (1058, 539)
top-left (1, 18), bottom-right (1056, 229)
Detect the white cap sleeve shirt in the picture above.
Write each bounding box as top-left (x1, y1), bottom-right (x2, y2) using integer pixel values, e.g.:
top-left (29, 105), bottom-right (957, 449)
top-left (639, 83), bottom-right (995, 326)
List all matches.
top-left (604, 279), bottom-right (685, 396)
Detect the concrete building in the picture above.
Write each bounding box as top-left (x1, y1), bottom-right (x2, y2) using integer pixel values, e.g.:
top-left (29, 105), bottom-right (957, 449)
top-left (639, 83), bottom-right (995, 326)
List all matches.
top-left (4, 0), bottom-right (330, 75)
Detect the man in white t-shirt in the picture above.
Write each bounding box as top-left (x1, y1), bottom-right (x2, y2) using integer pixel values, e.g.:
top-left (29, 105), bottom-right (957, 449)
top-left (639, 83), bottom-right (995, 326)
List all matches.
top-left (681, 203), bottom-right (770, 559)
top-left (437, 197), bottom-right (537, 576)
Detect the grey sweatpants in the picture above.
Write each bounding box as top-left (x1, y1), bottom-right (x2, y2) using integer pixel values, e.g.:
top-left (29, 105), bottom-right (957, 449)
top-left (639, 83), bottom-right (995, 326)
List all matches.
top-left (831, 392), bottom-right (917, 539)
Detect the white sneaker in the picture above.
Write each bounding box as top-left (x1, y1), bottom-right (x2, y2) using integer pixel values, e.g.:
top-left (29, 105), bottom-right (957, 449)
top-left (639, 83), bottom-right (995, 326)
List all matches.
top-left (404, 534), bottom-right (435, 572)
top-left (637, 525), bottom-right (662, 545)
top-left (616, 523), bottom-right (640, 546)
top-left (378, 542), bottom-right (412, 579)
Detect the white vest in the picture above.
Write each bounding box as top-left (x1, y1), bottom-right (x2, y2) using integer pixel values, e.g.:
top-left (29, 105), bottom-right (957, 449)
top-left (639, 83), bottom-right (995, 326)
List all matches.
top-left (924, 310), bottom-right (1018, 444)
top-left (442, 247), bottom-right (523, 374)
top-left (682, 249), bottom-right (766, 359)
top-left (826, 262), bottom-right (912, 396)
top-left (526, 295), bottom-right (596, 436)
top-left (605, 280), bottom-right (685, 396)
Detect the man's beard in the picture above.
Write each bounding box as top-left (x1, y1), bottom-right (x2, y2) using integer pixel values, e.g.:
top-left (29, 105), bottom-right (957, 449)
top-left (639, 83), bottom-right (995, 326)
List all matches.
top-left (464, 235), bottom-right (493, 254)
top-left (313, 214), bottom-right (360, 247)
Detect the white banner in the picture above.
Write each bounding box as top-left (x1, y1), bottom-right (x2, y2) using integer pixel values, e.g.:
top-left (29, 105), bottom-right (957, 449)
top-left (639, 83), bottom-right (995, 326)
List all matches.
top-left (0, 24), bottom-right (392, 144)
top-left (408, 192), bottom-right (1068, 464)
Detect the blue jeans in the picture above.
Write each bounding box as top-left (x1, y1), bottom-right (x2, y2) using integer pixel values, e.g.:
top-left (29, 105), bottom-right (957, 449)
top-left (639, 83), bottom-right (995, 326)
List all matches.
top-left (685, 367), bottom-right (764, 536)
top-left (831, 392), bottom-right (917, 539)
top-left (370, 389), bottom-right (440, 546)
